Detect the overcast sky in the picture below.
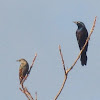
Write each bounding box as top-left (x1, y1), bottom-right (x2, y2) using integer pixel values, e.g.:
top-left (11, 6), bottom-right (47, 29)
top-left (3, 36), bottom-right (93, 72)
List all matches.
top-left (0, 0), bottom-right (100, 100)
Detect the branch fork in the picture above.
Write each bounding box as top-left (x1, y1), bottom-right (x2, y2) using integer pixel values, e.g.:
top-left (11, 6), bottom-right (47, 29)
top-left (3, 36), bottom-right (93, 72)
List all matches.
top-left (54, 16), bottom-right (97, 100)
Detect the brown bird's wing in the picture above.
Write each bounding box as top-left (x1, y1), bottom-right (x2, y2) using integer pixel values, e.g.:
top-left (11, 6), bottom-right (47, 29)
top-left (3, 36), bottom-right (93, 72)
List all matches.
top-left (19, 64), bottom-right (29, 84)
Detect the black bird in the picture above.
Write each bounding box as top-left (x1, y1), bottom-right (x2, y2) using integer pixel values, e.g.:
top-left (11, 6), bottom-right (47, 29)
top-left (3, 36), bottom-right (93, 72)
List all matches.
top-left (74, 21), bottom-right (88, 66)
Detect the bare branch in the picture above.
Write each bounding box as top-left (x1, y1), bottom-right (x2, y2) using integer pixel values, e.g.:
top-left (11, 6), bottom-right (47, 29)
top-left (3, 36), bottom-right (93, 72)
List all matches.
top-left (54, 45), bottom-right (68, 100)
top-left (54, 75), bottom-right (67, 100)
top-left (54, 16), bottom-right (97, 100)
top-left (24, 87), bottom-right (34, 100)
top-left (20, 81), bottom-right (34, 100)
top-left (19, 87), bottom-right (30, 100)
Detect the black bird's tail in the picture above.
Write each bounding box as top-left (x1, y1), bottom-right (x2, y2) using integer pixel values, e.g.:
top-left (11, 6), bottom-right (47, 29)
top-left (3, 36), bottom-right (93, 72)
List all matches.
top-left (80, 51), bottom-right (87, 66)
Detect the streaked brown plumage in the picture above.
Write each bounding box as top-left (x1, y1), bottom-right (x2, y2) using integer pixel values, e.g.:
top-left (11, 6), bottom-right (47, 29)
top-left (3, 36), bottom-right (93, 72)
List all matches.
top-left (17, 59), bottom-right (29, 84)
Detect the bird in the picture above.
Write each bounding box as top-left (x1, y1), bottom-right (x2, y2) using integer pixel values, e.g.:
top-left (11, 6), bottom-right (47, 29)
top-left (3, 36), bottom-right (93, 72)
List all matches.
top-left (17, 59), bottom-right (29, 84)
top-left (74, 21), bottom-right (88, 66)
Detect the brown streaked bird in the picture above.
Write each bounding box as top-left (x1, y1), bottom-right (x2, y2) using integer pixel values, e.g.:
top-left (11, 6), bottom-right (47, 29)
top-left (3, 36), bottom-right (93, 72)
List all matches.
top-left (74, 21), bottom-right (88, 66)
top-left (17, 59), bottom-right (29, 84)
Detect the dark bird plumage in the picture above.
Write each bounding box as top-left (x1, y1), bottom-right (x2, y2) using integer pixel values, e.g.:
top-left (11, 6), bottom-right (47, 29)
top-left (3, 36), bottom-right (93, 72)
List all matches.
top-left (17, 59), bottom-right (29, 84)
top-left (74, 21), bottom-right (88, 66)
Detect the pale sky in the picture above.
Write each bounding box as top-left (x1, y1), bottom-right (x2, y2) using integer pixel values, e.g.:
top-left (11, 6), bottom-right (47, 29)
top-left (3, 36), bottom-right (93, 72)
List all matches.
top-left (0, 0), bottom-right (100, 100)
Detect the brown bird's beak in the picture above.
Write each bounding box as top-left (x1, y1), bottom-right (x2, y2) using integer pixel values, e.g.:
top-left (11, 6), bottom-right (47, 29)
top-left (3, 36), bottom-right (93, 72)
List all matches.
top-left (73, 21), bottom-right (77, 24)
top-left (16, 60), bottom-right (19, 62)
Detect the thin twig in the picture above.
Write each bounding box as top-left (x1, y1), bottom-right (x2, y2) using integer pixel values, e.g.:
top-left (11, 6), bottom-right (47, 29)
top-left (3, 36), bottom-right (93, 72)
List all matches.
top-left (54, 16), bottom-right (97, 100)
top-left (35, 92), bottom-right (37, 100)
top-left (59, 45), bottom-right (66, 75)
top-left (25, 93), bottom-right (30, 100)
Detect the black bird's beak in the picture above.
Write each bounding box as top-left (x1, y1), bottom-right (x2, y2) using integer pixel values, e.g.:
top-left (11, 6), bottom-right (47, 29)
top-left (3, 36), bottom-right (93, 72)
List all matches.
top-left (73, 21), bottom-right (77, 24)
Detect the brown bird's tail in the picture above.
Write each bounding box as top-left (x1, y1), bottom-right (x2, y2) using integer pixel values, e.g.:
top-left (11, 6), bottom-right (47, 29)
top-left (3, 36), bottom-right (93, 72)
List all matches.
top-left (80, 51), bottom-right (87, 66)
top-left (19, 76), bottom-right (23, 84)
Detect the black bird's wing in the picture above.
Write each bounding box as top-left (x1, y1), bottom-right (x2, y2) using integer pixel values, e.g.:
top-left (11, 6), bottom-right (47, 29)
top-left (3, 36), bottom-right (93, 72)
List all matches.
top-left (76, 27), bottom-right (88, 51)
top-left (76, 27), bottom-right (88, 66)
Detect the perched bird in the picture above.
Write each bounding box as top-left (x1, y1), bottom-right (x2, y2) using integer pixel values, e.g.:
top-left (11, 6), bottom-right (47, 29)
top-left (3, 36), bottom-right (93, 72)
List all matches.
top-left (74, 21), bottom-right (88, 66)
top-left (17, 59), bottom-right (29, 84)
